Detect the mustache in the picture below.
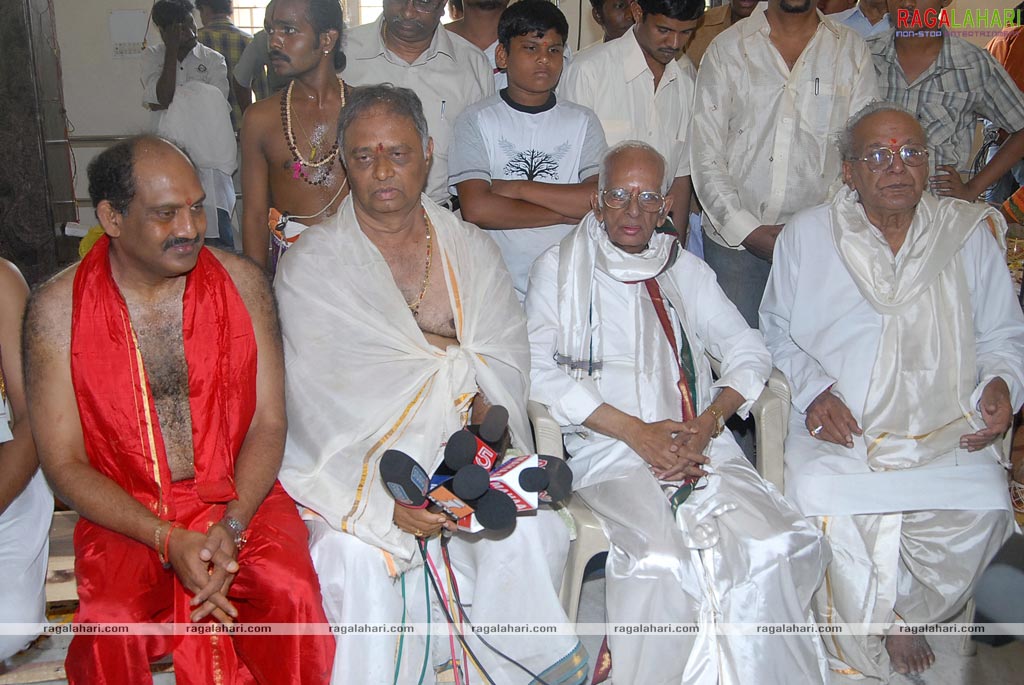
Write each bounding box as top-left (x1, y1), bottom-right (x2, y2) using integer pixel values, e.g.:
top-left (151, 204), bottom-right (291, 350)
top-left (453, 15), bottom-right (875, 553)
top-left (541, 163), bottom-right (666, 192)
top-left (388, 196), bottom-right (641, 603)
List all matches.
top-left (269, 50), bottom-right (290, 62)
top-left (163, 235), bottom-right (203, 251)
top-left (388, 16), bottom-right (427, 32)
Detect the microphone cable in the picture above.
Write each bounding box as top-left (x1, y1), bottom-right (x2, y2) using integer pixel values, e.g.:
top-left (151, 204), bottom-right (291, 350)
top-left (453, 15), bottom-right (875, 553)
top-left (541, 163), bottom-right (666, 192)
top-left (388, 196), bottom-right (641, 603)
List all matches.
top-left (418, 539), bottom-right (498, 685)
top-left (439, 543), bottom-right (555, 685)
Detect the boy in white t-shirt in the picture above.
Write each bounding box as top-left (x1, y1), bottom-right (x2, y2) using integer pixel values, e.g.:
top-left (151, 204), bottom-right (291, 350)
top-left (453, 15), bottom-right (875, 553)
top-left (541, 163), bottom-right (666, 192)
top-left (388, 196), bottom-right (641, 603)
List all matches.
top-left (449, 0), bottom-right (607, 299)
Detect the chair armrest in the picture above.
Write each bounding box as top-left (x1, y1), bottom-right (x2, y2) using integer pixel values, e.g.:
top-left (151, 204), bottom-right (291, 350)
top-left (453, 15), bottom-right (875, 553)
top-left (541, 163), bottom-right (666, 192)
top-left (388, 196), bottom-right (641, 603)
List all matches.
top-left (528, 400), bottom-right (566, 458)
top-left (753, 368), bottom-right (790, 492)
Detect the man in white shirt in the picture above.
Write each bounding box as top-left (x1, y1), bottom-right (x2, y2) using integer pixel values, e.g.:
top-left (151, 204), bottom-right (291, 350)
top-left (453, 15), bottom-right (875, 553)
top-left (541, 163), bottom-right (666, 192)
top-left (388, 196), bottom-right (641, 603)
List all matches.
top-left (342, 0), bottom-right (494, 207)
top-left (561, 0), bottom-right (704, 231)
top-left (142, 0), bottom-right (235, 249)
top-left (691, 0), bottom-right (877, 328)
top-left (760, 103), bottom-right (1024, 680)
top-left (528, 141), bottom-right (829, 685)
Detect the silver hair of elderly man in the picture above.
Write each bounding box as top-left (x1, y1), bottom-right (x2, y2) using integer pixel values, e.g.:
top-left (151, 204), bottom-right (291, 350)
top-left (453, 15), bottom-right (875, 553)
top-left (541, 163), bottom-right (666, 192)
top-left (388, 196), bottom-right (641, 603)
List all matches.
top-left (337, 83), bottom-right (431, 156)
top-left (598, 140), bottom-right (673, 196)
top-left (836, 101), bottom-right (930, 161)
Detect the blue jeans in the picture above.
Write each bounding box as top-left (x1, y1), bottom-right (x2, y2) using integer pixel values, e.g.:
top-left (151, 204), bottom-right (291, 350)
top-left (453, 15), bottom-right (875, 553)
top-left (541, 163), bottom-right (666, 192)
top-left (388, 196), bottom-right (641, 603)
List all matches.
top-left (702, 237), bottom-right (772, 330)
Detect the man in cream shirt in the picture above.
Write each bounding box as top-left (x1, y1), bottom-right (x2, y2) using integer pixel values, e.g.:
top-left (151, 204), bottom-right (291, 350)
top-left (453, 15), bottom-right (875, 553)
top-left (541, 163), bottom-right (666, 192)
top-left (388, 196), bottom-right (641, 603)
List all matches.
top-left (343, 0), bottom-right (494, 207)
top-left (691, 0), bottom-right (876, 328)
top-left (561, 0), bottom-right (704, 231)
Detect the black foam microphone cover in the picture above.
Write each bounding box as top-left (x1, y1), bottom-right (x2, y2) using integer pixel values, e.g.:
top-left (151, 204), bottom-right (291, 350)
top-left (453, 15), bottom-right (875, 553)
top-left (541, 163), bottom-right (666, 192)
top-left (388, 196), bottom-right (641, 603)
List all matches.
top-left (379, 449), bottom-right (428, 508)
top-left (452, 464), bottom-right (490, 500)
top-left (518, 466), bottom-right (549, 493)
top-left (444, 430), bottom-right (478, 471)
top-left (479, 405), bottom-right (509, 445)
top-left (473, 489), bottom-right (517, 531)
top-left (537, 455), bottom-right (572, 504)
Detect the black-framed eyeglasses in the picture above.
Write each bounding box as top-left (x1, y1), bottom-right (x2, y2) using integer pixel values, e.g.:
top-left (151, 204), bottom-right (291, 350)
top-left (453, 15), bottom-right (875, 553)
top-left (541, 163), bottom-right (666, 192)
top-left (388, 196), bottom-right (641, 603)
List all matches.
top-left (854, 145), bottom-right (929, 173)
top-left (601, 187), bottom-right (666, 213)
top-left (384, 0), bottom-right (445, 13)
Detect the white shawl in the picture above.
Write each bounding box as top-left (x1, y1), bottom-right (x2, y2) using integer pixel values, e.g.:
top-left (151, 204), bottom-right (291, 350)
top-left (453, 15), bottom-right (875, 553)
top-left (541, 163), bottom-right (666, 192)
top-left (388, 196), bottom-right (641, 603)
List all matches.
top-left (275, 195), bottom-right (531, 569)
top-left (830, 186), bottom-right (1005, 470)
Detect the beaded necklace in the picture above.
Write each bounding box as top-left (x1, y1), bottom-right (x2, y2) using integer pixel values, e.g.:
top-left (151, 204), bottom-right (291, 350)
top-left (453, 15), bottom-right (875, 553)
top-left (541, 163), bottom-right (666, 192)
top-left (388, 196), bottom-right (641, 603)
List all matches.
top-left (408, 211), bottom-right (433, 314)
top-left (281, 77), bottom-right (346, 186)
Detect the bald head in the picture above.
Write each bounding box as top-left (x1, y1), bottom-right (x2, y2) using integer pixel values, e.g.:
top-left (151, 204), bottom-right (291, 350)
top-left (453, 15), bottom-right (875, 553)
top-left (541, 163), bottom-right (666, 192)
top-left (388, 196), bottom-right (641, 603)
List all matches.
top-left (88, 135), bottom-right (197, 215)
top-left (599, 141), bottom-right (670, 195)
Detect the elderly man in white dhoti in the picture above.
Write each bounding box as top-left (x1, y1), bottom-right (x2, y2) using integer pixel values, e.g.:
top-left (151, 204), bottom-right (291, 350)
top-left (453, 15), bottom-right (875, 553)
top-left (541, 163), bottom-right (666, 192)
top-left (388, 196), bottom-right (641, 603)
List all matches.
top-left (527, 141), bottom-right (830, 685)
top-left (760, 102), bottom-right (1024, 682)
top-left (274, 84), bottom-right (588, 685)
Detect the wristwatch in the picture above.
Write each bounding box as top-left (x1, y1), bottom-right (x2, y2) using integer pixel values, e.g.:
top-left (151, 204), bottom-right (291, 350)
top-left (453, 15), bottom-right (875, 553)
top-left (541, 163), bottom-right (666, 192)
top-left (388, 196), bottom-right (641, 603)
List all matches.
top-left (220, 516), bottom-right (248, 549)
top-left (706, 404), bottom-right (726, 438)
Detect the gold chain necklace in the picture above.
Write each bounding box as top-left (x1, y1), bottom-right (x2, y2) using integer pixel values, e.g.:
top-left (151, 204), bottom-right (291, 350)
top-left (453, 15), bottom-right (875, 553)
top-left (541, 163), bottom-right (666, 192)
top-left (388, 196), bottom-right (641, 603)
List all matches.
top-left (408, 211), bottom-right (433, 314)
top-left (281, 78), bottom-right (346, 186)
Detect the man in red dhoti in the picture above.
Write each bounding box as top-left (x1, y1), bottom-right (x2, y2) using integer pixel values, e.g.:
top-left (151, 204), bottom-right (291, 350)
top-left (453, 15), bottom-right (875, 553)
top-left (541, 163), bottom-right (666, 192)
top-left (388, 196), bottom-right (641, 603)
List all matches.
top-left (23, 135), bottom-right (334, 685)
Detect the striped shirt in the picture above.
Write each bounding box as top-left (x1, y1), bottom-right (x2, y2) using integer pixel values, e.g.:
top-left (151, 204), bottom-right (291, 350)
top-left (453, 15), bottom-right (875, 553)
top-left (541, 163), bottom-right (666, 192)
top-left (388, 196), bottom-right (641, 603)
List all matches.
top-left (198, 19), bottom-right (252, 131)
top-left (869, 29), bottom-right (1024, 169)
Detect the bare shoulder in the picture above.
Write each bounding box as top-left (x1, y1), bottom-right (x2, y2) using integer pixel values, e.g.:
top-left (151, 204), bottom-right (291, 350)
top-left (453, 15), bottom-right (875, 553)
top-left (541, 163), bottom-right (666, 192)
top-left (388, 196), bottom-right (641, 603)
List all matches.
top-left (23, 263), bottom-right (79, 358)
top-left (0, 259), bottom-right (29, 315)
top-left (241, 95), bottom-right (283, 141)
top-left (207, 248), bottom-right (276, 319)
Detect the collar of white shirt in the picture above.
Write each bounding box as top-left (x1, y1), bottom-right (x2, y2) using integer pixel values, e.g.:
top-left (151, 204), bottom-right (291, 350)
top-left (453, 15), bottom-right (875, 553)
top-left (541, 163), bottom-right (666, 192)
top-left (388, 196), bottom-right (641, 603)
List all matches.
top-left (366, 15), bottom-right (458, 66)
top-left (739, 4), bottom-right (840, 40)
top-left (621, 26), bottom-right (682, 85)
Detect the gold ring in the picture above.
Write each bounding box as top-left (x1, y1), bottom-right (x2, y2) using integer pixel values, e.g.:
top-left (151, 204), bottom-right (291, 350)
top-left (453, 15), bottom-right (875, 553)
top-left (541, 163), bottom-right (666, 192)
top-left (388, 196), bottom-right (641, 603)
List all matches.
top-left (414, 529), bottom-right (422, 537)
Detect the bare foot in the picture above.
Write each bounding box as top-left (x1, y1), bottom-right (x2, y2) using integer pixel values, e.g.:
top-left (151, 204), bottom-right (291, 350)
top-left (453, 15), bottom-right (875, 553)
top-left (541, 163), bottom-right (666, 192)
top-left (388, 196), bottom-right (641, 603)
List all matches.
top-left (885, 632), bottom-right (935, 674)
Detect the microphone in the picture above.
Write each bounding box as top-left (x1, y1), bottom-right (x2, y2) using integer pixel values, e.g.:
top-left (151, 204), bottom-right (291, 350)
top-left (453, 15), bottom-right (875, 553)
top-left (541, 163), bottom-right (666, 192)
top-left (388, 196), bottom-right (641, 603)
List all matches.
top-left (445, 429), bottom-right (501, 471)
top-left (468, 489), bottom-right (516, 531)
top-left (479, 405), bottom-right (509, 445)
top-left (379, 449), bottom-right (429, 508)
top-left (536, 455), bottom-right (572, 505)
top-left (489, 455), bottom-right (541, 512)
top-left (452, 464), bottom-right (490, 500)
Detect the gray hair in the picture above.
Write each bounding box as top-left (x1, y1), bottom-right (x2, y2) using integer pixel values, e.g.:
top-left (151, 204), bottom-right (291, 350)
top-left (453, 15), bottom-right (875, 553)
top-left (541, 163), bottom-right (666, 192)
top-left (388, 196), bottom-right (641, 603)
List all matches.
top-left (598, 140), bottom-right (672, 197)
top-left (837, 101), bottom-right (928, 160)
top-left (337, 84), bottom-right (430, 157)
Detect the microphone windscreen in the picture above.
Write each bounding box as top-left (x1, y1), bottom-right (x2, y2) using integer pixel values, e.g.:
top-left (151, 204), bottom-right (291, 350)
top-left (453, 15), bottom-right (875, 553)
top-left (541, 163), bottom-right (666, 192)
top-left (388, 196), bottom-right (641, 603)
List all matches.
top-left (479, 405), bottom-right (509, 444)
top-left (473, 489), bottom-right (517, 531)
top-left (537, 456), bottom-right (572, 504)
top-left (379, 449), bottom-right (428, 508)
top-left (452, 464), bottom-right (490, 500)
top-left (444, 430), bottom-right (478, 471)
top-left (518, 467), bottom-right (549, 493)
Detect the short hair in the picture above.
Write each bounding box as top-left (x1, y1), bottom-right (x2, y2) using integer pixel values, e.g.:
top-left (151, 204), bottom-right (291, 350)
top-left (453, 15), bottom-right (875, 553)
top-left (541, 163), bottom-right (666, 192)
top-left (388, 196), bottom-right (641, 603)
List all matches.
top-left (152, 0), bottom-right (195, 29)
top-left (195, 0), bottom-right (233, 13)
top-left (87, 135), bottom-right (194, 214)
top-left (307, 0), bottom-right (346, 71)
top-left (598, 140), bottom-right (671, 196)
top-left (837, 101), bottom-right (927, 160)
top-left (497, 0), bottom-right (569, 50)
top-left (338, 85), bottom-right (431, 156)
top-left (635, 0), bottom-right (704, 23)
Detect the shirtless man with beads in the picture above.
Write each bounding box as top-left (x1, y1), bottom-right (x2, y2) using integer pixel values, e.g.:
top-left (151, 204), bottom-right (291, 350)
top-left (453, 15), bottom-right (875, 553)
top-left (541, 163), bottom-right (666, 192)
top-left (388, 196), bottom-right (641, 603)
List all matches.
top-left (240, 0), bottom-right (350, 269)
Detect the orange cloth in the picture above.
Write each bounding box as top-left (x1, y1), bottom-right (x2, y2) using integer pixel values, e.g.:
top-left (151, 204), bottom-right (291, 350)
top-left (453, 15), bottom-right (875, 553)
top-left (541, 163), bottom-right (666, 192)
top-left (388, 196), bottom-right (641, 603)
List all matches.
top-left (684, 4), bottom-right (734, 70)
top-left (67, 237), bottom-right (333, 684)
top-left (988, 25), bottom-right (1024, 93)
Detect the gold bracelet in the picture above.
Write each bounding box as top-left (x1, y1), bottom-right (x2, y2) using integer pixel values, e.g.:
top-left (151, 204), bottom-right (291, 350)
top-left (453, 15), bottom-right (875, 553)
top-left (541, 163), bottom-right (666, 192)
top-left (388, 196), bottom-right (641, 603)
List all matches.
top-left (706, 404), bottom-right (726, 438)
top-left (154, 521), bottom-right (170, 565)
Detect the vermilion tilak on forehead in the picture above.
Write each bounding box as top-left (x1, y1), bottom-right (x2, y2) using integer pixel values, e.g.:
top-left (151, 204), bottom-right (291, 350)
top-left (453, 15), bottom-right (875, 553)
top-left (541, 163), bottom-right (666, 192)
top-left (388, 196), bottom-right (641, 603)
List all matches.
top-left (889, 138), bottom-right (898, 145)
top-left (377, 142), bottom-right (385, 152)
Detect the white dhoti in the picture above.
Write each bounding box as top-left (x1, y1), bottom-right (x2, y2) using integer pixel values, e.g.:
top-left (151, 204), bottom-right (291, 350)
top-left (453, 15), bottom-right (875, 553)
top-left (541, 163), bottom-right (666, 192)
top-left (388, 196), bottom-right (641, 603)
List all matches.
top-left (0, 469), bottom-right (52, 660)
top-left (308, 508), bottom-right (585, 685)
top-left (577, 440), bottom-right (829, 685)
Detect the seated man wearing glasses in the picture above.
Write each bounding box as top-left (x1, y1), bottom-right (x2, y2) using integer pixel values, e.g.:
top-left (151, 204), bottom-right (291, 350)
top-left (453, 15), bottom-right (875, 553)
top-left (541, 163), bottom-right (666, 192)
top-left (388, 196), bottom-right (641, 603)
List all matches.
top-left (761, 103), bottom-right (1024, 680)
top-left (527, 141), bottom-right (830, 685)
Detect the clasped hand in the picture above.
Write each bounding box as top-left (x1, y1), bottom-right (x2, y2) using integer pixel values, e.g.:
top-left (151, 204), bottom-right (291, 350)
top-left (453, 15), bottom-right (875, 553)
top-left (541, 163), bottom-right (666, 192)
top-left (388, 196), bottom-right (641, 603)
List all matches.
top-left (626, 417), bottom-right (711, 481)
top-left (167, 523), bottom-right (240, 624)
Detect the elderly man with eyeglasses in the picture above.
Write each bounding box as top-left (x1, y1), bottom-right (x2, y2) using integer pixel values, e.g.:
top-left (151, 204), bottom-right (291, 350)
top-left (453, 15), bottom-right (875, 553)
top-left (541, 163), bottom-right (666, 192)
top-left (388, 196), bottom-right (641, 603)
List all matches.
top-left (526, 140), bottom-right (830, 685)
top-left (760, 103), bottom-right (1024, 681)
top-left (341, 0), bottom-right (494, 210)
